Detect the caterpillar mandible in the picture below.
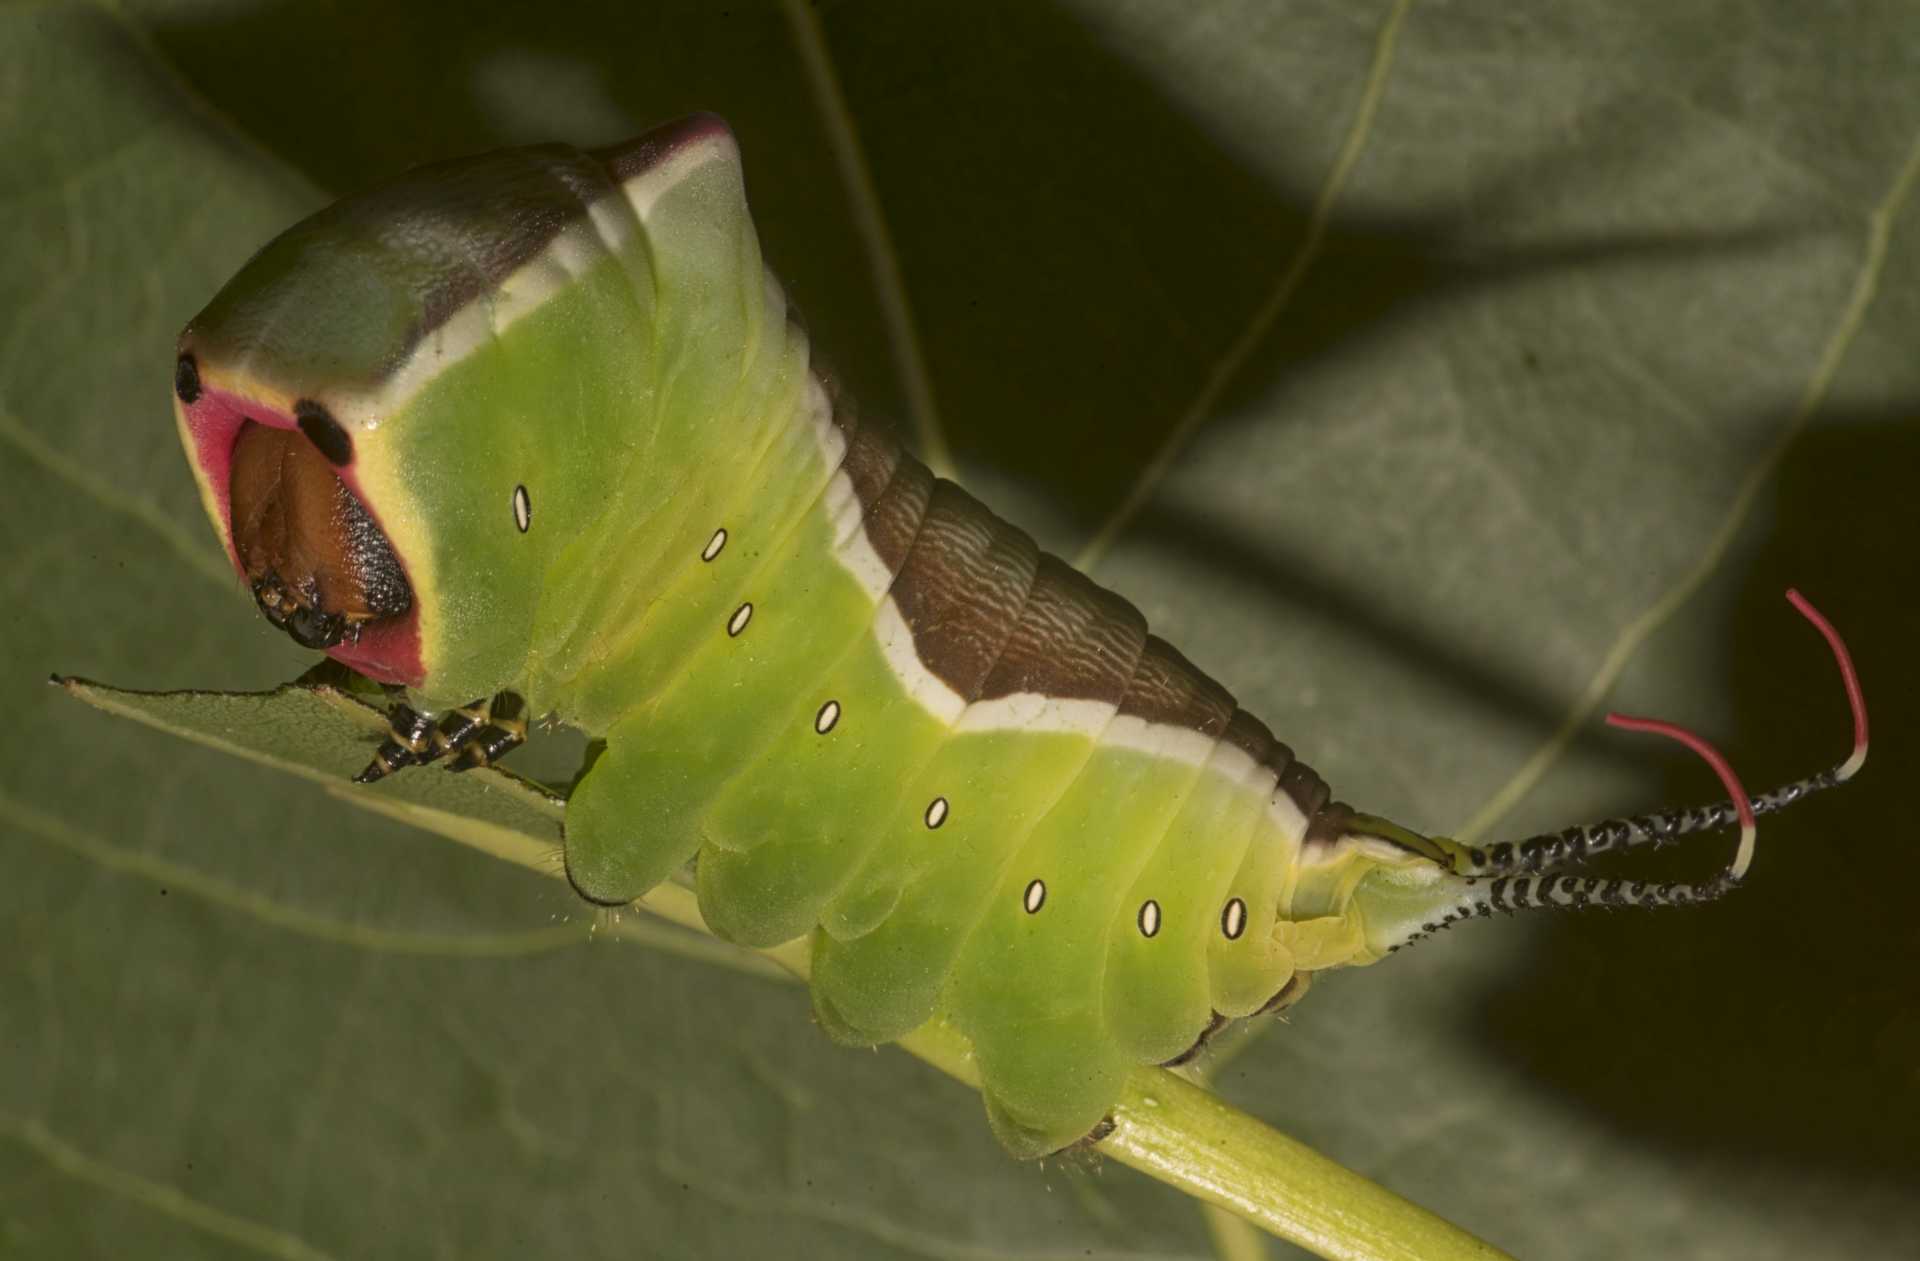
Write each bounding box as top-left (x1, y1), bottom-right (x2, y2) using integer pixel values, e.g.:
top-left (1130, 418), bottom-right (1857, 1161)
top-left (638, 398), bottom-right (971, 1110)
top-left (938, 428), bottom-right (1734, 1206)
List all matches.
top-left (170, 114), bottom-right (1869, 1159)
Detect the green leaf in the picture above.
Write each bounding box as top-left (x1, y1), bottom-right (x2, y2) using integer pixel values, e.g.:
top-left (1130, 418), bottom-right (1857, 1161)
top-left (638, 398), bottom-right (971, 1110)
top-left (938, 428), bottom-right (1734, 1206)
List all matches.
top-left (5, 2), bottom-right (1919, 1259)
top-left (54, 667), bottom-right (568, 850)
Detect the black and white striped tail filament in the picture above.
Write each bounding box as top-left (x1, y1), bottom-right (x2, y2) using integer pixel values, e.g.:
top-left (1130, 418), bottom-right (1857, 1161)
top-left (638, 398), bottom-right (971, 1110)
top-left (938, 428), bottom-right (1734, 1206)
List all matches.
top-left (1434, 589), bottom-right (1867, 928)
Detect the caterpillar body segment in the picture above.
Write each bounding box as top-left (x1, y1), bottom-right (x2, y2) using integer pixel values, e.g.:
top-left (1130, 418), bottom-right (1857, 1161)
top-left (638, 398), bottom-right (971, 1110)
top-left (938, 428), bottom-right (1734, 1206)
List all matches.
top-left (1107, 736), bottom-right (1272, 1064)
top-left (173, 116), bottom-right (1867, 1159)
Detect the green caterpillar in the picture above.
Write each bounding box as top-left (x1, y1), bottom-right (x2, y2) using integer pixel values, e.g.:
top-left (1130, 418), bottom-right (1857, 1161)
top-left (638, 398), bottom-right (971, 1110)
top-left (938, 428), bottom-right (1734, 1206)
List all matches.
top-left (172, 115), bottom-right (1868, 1158)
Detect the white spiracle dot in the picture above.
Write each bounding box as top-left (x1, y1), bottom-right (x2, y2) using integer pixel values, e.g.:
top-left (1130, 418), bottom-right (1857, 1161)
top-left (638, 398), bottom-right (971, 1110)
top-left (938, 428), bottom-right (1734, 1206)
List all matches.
top-left (701, 528), bottom-right (727, 562)
top-left (924, 796), bottom-right (949, 829)
top-left (1023, 879), bottom-right (1047, 914)
top-left (726, 603), bottom-right (752, 637)
top-left (511, 485), bottom-right (532, 533)
top-left (1138, 899), bottom-right (1161, 938)
top-left (814, 700), bottom-right (841, 734)
top-left (1221, 897), bottom-right (1248, 941)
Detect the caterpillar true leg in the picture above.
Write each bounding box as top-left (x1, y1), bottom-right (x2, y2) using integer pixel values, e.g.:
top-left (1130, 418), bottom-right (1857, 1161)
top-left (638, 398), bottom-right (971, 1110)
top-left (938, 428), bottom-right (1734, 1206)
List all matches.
top-left (352, 691), bottom-right (528, 782)
top-left (431, 692), bottom-right (521, 768)
top-left (353, 698), bottom-right (438, 783)
top-left (448, 692), bottom-right (529, 772)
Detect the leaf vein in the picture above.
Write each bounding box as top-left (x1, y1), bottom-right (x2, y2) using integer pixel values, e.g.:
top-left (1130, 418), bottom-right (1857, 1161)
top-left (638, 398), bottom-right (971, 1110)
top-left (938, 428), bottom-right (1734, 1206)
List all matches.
top-left (778, 0), bottom-right (956, 478)
top-left (0, 1109), bottom-right (341, 1261)
top-left (1, 788), bottom-right (589, 958)
top-left (1454, 123), bottom-right (1920, 842)
top-left (657, 1150), bottom-right (1196, 1261)
top-left (1075, 0), bottom-right (1418, 572)
top-left (0, 407), bottom-right (234, 589)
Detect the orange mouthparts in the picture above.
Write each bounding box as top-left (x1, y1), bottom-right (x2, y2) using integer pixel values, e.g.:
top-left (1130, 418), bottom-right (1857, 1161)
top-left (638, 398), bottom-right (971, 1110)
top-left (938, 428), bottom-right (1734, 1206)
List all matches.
top-left (227, 420), bottom-right (411, 650)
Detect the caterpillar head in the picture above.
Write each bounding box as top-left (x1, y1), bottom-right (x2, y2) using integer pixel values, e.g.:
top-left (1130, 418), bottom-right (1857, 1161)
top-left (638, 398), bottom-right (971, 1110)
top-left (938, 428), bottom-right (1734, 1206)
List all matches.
top-left (174, 348), bottom-right (420, 677)
top-left (166, 139), bottom-right (594, 695)
top-left (170, 115), bottom-right (743, 701)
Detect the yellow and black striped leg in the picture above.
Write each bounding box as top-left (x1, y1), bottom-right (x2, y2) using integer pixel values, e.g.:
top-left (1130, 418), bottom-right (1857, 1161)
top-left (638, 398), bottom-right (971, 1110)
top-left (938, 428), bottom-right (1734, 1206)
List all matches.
top-left (352, 691), bottom-right (528, 783)
top-left (429, 697), bottom-right (495, 765)
top-left (449, 692), bottom-right (528, 772)
top-left (354, 700), bottom-right (437, 784)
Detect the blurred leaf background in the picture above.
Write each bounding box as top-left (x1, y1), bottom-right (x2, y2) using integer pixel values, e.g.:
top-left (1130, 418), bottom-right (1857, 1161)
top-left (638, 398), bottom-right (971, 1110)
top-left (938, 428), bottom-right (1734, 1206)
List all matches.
top-left (3, 1), bottom-right (1918, 1257)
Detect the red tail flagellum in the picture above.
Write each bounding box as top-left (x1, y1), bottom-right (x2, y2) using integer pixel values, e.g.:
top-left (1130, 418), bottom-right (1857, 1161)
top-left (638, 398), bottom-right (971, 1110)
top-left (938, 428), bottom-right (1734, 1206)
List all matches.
top-left (1395, 589), bottom-right (1869, 937)
top-left (1603, 709), bottom-right (1758, 880)
top-left (1785, 588), bottom-right (1869, 781)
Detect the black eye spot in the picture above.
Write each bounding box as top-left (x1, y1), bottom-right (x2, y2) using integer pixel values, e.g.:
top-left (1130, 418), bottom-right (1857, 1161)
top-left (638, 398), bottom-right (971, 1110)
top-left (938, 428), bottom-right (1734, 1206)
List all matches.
top-left (174, 354), bottom-right (201, 404)
top-left (286, 604), bottom-right (345, 650)
top-left (295, 400), bottom-right (352, 465)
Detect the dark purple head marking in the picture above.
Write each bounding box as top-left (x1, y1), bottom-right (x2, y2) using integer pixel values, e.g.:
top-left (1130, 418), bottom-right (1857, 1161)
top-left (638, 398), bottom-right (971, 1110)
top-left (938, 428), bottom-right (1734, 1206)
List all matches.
top-left (294, 400), bottom-right (353, 466)
top-left (174, 353), bottom-right (201, 404)
top-left (593, 112), bottom-right (735, 183)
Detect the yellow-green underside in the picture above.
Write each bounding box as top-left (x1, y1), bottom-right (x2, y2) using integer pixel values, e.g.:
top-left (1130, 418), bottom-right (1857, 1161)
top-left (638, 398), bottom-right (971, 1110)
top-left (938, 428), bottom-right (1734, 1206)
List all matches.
top-left (546, 404), bottom-right (1389, 1151)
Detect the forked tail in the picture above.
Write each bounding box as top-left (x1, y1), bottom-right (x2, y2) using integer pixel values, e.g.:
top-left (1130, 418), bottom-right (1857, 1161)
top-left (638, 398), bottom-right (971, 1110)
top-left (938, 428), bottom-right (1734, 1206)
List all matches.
top-left (1417, 588), bottom-right (1867, 921)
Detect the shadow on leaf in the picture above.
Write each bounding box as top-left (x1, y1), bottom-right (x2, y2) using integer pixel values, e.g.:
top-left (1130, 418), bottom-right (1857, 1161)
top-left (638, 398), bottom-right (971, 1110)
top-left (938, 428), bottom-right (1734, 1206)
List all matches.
top-left (1462, 406), bottom-right (1920, 1184)
top-left (143, 0), bottom-right (1809, 772)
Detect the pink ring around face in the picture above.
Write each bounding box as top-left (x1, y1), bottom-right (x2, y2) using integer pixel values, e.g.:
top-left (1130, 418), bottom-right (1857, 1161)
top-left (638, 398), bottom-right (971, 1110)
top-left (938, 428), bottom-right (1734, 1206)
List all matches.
top-left (178, 376), bottom-right (424, 687)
